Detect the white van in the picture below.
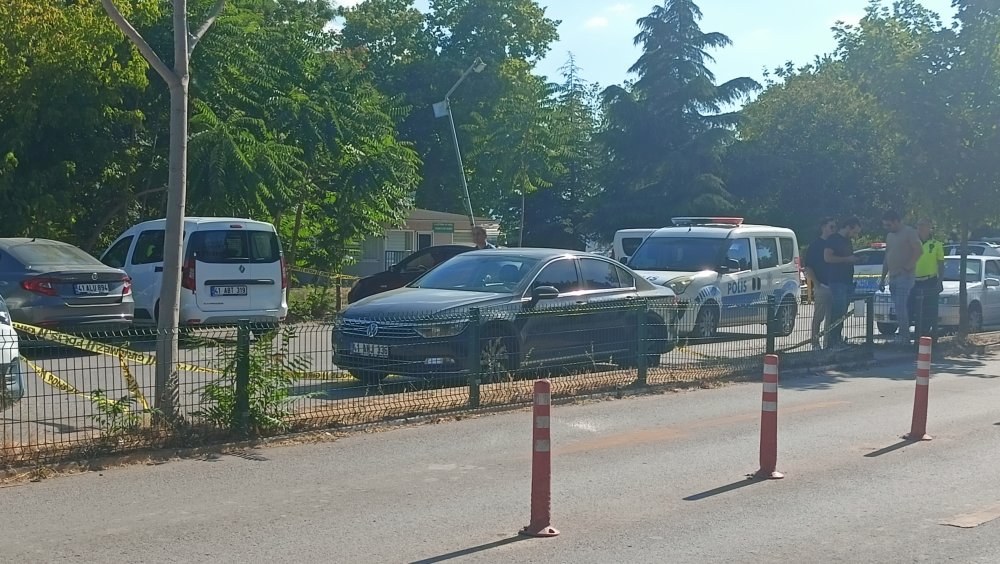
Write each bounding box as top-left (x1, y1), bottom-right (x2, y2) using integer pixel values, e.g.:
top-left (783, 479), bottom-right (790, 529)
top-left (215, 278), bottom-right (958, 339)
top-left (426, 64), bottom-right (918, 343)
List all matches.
top-left (101, 217), bottom-right (288, 326)
top-left (612, 228), bottom-right (657, 261)
top-left (625, 217), bottom-right (801, 338)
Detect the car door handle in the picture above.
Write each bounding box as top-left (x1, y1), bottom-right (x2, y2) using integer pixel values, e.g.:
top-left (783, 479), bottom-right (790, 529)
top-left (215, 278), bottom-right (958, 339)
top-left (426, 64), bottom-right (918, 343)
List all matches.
top-left (154, 266), bottom-right (163, 273)
top-left (575, 301), bottom-right (588, 305)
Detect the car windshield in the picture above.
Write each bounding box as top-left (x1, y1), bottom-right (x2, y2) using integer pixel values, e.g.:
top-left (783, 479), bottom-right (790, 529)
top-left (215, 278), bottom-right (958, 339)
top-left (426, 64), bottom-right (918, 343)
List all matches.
top-left (627, 237), bottom-right (724, 272)
top-left (854, 249), bottom-right (885, 266)
top-left (945, 245), bottom-right (988, 256)
top-left (7, 242), bottom-right (102, 267)
top-left (942, 258), bottom-right (981, 283)
top-left (411, 254), bottom-right (540, 293)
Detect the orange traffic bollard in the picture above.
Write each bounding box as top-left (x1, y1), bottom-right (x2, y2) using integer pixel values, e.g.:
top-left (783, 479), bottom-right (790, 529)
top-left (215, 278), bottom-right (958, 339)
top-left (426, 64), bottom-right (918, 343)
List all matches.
top-left (904, 336), bottom-right (933, 441)
top-left (519, 379), bottom-right (559, 537)
top-left (753, 354), bottom-right (784, 479)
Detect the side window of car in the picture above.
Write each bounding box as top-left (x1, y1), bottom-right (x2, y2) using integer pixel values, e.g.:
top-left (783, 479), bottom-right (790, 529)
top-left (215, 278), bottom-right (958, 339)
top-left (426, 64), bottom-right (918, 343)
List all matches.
top-left (725, 238), bottom-right (752, 271)
top-left (755, 237), bottom-right (780, 270)
top-left (986, 261), bottom-right (1000, 278)
top-left (400, 249), bottom-right (435, 273)
top-left (533, 259), bottom-right (580, 293)
top-left (615, 265), bottom-right (635, 288)
top-left (102, 236), bottom-right (133, 268)
top-left (132, 230), bottom-right (165, 265)
top-left (778, 237), bottom-right (795, 265)
top-left (581, 259), bottom-right (622, 291)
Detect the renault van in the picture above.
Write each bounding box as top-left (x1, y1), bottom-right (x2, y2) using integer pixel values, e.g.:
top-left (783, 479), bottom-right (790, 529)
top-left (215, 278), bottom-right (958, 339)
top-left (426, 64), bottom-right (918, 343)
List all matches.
top-left (101, 218), bottom-right (288, 326)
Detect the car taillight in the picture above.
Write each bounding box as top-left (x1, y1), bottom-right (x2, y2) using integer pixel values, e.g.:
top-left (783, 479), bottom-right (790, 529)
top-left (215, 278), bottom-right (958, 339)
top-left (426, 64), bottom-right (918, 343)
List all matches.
top-left (123, 276), bottom-right (132, 296)
top-left (21, 277), bottom-right (58, 297)
top-left (181, 258), bottom-right (197, 291)
top-left (280, 255), bottom-right (289, 289)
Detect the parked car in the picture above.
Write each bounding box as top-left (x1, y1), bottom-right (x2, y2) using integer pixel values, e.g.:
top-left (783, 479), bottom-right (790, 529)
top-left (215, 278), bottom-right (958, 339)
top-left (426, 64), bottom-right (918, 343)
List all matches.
top-left (624, 217), bottom-right (800, 338)
top-left (347, 245), bottom-right (474, 304)
top-left (0, 295), bottom-right (25, 408)
top-left (943, 242), bottom-right (1000, 257)
top-left (612, 228), bottom-right (656, 261)
top-left (0, 238), bottom-right (133, 332)
top-left (853, 243), bottom-right (886, 294)
top-left (101, 217), bottom-right (288, 326)
top-left (333, 249), bottom-right (679, 386)
top-left (874, 255), bottom-right (1000, 335)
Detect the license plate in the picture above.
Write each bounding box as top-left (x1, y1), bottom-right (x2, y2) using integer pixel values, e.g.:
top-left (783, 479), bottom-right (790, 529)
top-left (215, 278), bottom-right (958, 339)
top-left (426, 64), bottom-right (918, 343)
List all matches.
top-left (74, 283), bottom-right (109, 295)
top-left (351, 342), bottom-right (389, 358)
top-left (210, 285), bottom-right (248, 297)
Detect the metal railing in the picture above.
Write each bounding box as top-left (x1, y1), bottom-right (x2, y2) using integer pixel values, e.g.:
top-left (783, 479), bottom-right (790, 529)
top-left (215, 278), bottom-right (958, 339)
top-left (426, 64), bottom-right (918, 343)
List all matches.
top-left (385, 250), bottom-right (408, 270)
top-left (2, 295), bottom-right (879, 466)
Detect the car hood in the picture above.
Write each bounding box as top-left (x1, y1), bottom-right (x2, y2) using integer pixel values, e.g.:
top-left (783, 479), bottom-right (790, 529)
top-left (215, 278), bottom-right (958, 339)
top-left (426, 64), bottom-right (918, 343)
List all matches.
top-left (631, 270), bottom-right (709, 286)
top-left (941, 281), bottom-right (982, 294)
top-left (342, 287), bottom-right (516, 319)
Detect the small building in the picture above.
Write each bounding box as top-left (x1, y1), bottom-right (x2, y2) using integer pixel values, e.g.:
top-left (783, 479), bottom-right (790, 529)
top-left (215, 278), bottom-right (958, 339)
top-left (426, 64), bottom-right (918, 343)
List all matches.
top-left (345, 208), bottom-right (500, 278)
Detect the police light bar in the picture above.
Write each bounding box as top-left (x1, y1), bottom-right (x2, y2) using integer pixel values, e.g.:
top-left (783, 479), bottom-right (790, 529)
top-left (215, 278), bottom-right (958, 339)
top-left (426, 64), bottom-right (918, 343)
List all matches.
top-left (671, 217), bottom-right (745, 227)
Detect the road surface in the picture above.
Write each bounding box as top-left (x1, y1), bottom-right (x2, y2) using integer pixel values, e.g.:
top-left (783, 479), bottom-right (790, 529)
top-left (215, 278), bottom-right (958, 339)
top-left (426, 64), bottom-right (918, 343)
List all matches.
top-left (1, 352), bottom-right (998, 562)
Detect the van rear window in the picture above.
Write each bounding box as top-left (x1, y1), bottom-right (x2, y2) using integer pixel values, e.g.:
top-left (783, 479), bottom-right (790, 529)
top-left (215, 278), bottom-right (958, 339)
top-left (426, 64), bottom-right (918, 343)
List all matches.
top-left (188, 230), bottom-right (281, 263)
top-left (621, 237), bottom-right (645, 257)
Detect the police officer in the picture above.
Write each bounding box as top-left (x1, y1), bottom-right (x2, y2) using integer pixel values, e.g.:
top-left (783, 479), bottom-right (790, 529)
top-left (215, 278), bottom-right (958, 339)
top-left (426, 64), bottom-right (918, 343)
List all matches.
top-left (911, 218), bottom-right (945, 343)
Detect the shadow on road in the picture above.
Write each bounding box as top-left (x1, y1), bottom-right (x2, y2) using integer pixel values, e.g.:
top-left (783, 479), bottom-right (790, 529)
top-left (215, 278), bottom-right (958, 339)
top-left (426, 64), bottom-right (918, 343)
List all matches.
top-left (863, 438), bottom-right (921, 458)
top-left (683, 478), bottom-right (766, 501)
top-left (409, 536), bottom-right (528, 564)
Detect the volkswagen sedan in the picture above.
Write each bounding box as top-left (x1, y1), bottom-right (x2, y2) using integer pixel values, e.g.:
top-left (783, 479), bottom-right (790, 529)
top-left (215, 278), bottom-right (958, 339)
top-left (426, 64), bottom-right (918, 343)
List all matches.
top-left (333, 249), bottom-right (679, 386)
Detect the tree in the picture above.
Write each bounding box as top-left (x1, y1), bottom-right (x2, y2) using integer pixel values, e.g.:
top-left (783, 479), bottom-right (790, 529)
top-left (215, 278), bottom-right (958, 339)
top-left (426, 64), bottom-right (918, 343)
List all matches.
top-left (101, 0), bottom-right (228, 418)
top-left (590, 0), bottom-right (758, 238)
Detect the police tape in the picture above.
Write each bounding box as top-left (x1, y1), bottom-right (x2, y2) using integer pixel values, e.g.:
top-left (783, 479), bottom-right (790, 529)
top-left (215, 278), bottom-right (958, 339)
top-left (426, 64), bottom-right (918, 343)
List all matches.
top-left (119, 352), bottom-right (151, 410)
top-left (13, 322), bottom-right (221, 375)
top-left (289, 266), bottom-right (358, 281)
top-left (23, 359), bottom-right (117, 408)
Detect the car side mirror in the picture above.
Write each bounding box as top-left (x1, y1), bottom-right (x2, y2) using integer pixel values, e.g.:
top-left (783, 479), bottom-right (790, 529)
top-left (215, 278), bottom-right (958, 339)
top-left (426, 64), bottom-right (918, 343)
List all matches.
top-left (721, 259), bottom-right (741, 272)
top-left (528, 285), bottom-right (560, 305)
top-left (619, 256), bottom-right (629, 265)
top-left (986, 278), bottom-right (1000, 288)
top-left (389, 264), bottom-right (400, 273)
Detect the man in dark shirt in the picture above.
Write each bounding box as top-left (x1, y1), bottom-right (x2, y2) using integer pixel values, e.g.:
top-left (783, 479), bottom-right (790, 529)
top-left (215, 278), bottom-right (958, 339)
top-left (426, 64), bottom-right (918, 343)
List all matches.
top-left (823, 217), bottom-right (862, 348)
top-left (804, 217), bottom-right (837, 350)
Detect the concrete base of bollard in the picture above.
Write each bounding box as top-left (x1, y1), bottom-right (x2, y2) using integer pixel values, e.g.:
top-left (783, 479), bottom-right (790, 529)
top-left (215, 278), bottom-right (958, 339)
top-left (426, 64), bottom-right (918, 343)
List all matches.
top-left (751, 470), bottom-right (785, 480)
top-left (519, 525), bottom-right (560, 538)
top-left (903, 433), bottom-right (932, 441)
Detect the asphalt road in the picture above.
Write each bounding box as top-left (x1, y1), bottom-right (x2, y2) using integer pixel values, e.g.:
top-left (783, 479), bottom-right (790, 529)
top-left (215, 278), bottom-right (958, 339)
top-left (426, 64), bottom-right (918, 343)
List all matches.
top-left (0, 304), bottom-right (897, 448)
top-left (1, 353), bottom-right (999, 562)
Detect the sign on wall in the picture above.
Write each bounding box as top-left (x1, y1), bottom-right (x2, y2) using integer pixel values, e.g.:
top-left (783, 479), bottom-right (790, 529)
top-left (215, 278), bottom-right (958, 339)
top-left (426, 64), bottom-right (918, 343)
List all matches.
top-left (432, 223), bottom-right (455, 234)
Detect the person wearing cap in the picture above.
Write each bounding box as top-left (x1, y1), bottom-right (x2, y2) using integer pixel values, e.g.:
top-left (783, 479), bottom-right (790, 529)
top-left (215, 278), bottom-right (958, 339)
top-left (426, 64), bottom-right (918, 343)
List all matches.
top-left (911, 218), bottom-right (945, 343)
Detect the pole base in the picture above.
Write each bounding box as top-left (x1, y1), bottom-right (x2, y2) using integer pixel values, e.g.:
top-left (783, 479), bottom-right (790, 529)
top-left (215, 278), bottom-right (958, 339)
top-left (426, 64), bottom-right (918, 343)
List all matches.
top-left (519, 525), bottom-right (560, 538)
top-left (751, 469), bottom-right (785, 480)
top-left (903, 433), bottom-right (932, 441)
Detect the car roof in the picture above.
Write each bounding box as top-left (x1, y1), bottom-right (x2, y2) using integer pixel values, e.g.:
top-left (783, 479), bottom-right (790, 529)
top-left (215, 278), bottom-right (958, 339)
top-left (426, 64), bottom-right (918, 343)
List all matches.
top-left (0, 238), bottom-right (79, 251)
top-left (459, 248), bottom-right (609, 260)
top-left (128, 217), bottom-right (276, 231)
top-left (646, 224), bottom-right (795, 238)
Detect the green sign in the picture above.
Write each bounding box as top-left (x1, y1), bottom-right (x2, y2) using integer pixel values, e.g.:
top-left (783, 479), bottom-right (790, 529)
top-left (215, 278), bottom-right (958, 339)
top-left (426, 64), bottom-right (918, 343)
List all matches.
top-left (432, 223), bottom-right (455, 234)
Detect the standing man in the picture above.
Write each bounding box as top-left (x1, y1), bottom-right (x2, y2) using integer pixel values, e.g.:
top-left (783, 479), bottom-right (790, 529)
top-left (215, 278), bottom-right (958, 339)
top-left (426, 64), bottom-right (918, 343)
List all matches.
top-left (912, 218), bottom-right (945, 343)
top-left (824, 217), bottom-right (862, 349)
top-left (879, 210), bottom-right (923, 345)
top-left (804, 217), bottom-right (838, 351)
top-left (473, 225), bottom-right (495, 249)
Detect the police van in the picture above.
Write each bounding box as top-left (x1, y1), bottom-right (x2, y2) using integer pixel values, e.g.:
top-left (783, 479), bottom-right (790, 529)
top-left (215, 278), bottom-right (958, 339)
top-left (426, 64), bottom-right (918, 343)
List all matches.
top-left (623, 217), bottom-right (801, 338)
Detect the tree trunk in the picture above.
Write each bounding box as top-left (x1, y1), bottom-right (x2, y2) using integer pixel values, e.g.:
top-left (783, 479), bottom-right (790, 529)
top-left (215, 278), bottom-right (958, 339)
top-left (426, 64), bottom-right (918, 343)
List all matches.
top-left (289, 202), bottom-right (305, 267)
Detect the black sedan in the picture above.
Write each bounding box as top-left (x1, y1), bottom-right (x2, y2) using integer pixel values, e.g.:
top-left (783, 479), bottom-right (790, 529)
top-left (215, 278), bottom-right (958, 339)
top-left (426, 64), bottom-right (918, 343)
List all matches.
top-left (347, 245), bottom-right (474, 304)
top-left (333, 249), bottom-right (679, 386)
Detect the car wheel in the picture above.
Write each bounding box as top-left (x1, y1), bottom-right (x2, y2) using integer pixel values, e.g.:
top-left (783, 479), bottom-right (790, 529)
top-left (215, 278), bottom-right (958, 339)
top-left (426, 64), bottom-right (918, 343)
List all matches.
top-left (968, 304), bottom-right (983, 333)
top-left (775, 299), bottom-right (797, 337)
top-left (480, 330), bottom-right (515, 383)
top-left (349, 369), bottom-right (384, 387)
top-left (690, 304), bottom-right (719, 341)
top-left (877, 323), bottom-right (898, 336)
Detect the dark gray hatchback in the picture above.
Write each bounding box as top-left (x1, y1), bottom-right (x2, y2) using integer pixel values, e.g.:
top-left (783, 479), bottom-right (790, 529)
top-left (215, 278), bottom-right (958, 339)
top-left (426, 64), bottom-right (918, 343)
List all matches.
top-left (333, 249), bottom-right (679, 386)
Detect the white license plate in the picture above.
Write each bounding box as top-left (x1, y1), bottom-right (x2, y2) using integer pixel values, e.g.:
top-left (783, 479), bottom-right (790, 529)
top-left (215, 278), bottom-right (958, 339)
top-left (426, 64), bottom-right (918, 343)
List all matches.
top-left (210, 285), bottom-right (248, 297)
top-left (75, 283), bottom-right (110, 295)
top-left (351, 342), bottom-right (389, 358)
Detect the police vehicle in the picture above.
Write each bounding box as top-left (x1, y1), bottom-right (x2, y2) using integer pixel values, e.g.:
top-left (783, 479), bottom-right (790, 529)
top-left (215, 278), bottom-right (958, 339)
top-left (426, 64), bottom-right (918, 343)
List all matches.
top-left (623, 217), bottom-right (801, 338)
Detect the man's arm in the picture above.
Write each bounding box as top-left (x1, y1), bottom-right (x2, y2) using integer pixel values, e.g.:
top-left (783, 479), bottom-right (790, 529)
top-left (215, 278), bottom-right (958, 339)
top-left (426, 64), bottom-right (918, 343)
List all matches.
top-left (906, 230), bottom-right (923, 270)
top-left (824, 248), bottom-right (855, 264)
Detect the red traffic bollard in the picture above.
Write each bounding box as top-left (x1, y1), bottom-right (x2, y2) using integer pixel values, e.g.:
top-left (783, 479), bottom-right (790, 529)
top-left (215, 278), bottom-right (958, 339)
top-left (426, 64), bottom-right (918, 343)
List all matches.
top-left (519, 379), bottom-right (559, 537)
top-left (904, 336), bottom-right (933, 441)
top-left (753, 354), bottom-right (784, 480)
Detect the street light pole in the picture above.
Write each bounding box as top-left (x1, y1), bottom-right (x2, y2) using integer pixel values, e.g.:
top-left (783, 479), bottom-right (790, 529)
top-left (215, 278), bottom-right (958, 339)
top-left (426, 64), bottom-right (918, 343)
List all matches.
top-left (434, 57), bottom-right (486, 228)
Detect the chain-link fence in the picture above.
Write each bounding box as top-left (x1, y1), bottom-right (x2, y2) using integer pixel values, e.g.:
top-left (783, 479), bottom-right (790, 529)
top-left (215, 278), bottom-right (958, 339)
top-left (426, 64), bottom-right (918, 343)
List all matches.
top-left (1, 295), bottom-right (878, 466)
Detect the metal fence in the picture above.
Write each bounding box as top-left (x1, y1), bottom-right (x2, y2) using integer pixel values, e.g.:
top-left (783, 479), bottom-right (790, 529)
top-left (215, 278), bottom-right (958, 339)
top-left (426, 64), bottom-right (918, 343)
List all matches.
top-left (1, 295), bottom-right (879, 467)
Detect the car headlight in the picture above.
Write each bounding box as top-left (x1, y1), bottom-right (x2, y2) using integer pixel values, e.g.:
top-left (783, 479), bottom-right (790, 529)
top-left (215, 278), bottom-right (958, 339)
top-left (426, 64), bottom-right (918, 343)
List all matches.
top-left (666, 277), bottom-right (694, 294)
top-left (415, 321), bottom-right (469, 338)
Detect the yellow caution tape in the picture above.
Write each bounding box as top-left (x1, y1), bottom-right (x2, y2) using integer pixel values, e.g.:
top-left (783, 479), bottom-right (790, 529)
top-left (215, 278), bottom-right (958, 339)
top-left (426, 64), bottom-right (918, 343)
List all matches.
top-left (13, 321), bottom-right (220, 375)
top-left (289, 266), bottom-right (358, 281)
top-left (119, 352), bottom-right (151, 410)
top-left (23, 359), bottom-right (117, 408)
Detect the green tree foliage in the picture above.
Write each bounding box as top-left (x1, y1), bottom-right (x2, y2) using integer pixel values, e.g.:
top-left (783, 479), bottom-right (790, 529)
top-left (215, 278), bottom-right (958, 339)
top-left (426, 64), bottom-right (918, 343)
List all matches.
top-left (0, 0), bottom-right (155, 245)
top-left (590, 0), bottom-right (759, 237)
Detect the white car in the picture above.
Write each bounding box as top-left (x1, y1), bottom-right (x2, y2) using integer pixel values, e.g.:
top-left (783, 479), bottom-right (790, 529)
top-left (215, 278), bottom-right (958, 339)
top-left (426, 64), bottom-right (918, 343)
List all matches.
top-left (0, 295), bottom-right (25, 409)
top-left (874, 255), bottom-right (1000, 334)
top-left (101, 217), bottom-right (289, 327)
top-left (625, 217), bottom-right (801, 338)
top-left (943, 242), bottom-right (1000, 257)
